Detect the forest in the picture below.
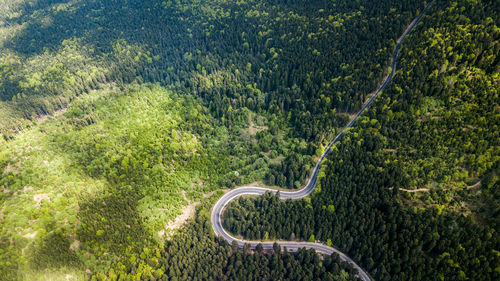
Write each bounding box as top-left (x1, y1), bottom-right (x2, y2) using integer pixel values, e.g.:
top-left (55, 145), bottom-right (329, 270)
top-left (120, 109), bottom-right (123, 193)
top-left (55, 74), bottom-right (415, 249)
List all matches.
top-left (223, 0), bottom-right (499, 280)
top-left (0, 0), bottom-right (429, 195)
top-left (92, 198), bottom-right (363, 281)
top-left (0, 0), bottom-right (498, 280)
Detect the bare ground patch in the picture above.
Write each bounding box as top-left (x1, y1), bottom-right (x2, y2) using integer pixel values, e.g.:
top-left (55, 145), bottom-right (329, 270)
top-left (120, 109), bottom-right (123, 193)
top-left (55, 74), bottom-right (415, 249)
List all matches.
top-left (36, 108), bottom-right (68, 124)
top-left (33, 193), bottom-right (50, 206)
top-left (23, 230), bottom-right (38, 239)
top-left (157, 191), bottom-right (200, 240)
top-left (246, 112), bottom-right (267, 137)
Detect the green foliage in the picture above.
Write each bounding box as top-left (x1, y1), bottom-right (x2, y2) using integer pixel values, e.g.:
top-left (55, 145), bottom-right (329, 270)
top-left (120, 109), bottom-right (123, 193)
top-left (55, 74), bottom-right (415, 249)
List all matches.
top-left (31, 231), bottom-right (82, 270)
top-left (0, 83), bottom-right (298, 279)
top-left (0, 0), bottom-right (497, 280)
top-left (364, 0), bottom-right (500, 220)
top-left (308, 234), bottom-right (315, 242)
top-left (222, 1), bottom-right (500, 280)
top-left (94, 200), bottom-right (361, 281)
top-left (327, 239), bottom-right (333, 247)
top-left (0, 0), bottom-right (424, 144)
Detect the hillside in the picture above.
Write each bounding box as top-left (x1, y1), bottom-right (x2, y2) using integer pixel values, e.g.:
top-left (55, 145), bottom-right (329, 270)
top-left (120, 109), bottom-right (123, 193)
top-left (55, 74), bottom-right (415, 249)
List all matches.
top-left (0, 0), bottom-right (498, 280)
top-left (224, 0), bottom-right (499, 280)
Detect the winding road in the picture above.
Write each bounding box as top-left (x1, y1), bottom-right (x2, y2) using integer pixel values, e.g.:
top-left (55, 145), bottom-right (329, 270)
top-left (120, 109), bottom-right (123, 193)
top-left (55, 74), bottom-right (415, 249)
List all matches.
top-left (211, 3), bottom-right (433, 281)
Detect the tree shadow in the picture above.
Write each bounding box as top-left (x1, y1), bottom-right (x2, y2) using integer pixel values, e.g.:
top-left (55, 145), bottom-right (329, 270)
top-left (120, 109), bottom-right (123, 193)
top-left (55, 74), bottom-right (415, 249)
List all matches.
top-left (5, 0), bottom-right (104, 55)
top-left (30, 231), bottom-right (82, 270)
top-left (28, 187), bottom-right (149, 273)
top-left (3, 0), bottom-right (175, 56)
top-left (76, 187), bottom-right (149, 256)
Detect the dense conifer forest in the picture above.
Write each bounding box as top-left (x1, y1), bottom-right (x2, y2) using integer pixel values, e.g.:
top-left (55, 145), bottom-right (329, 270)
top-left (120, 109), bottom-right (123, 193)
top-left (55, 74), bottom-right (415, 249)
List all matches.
top-left (224, 0), bottom-right (499, 280)
top-left (0, 0), bottom-right (498, 280)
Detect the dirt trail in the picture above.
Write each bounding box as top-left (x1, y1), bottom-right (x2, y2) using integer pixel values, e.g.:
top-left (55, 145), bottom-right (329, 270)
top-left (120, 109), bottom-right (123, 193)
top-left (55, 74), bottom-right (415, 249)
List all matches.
top-left (399, 188), bottom-right (429, 193)
top-left (467, 181), bottom-right (481, 189)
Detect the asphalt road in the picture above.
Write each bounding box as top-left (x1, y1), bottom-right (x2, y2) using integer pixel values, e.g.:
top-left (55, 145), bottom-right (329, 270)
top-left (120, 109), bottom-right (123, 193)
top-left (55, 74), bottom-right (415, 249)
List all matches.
top-left (211, 3), bottom-right (433, 281)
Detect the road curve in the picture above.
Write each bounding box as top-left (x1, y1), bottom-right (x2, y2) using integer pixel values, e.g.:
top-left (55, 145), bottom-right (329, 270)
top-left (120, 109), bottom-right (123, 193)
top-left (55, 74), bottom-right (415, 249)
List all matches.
top-left (211, 3), bottom-right (433, 281)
